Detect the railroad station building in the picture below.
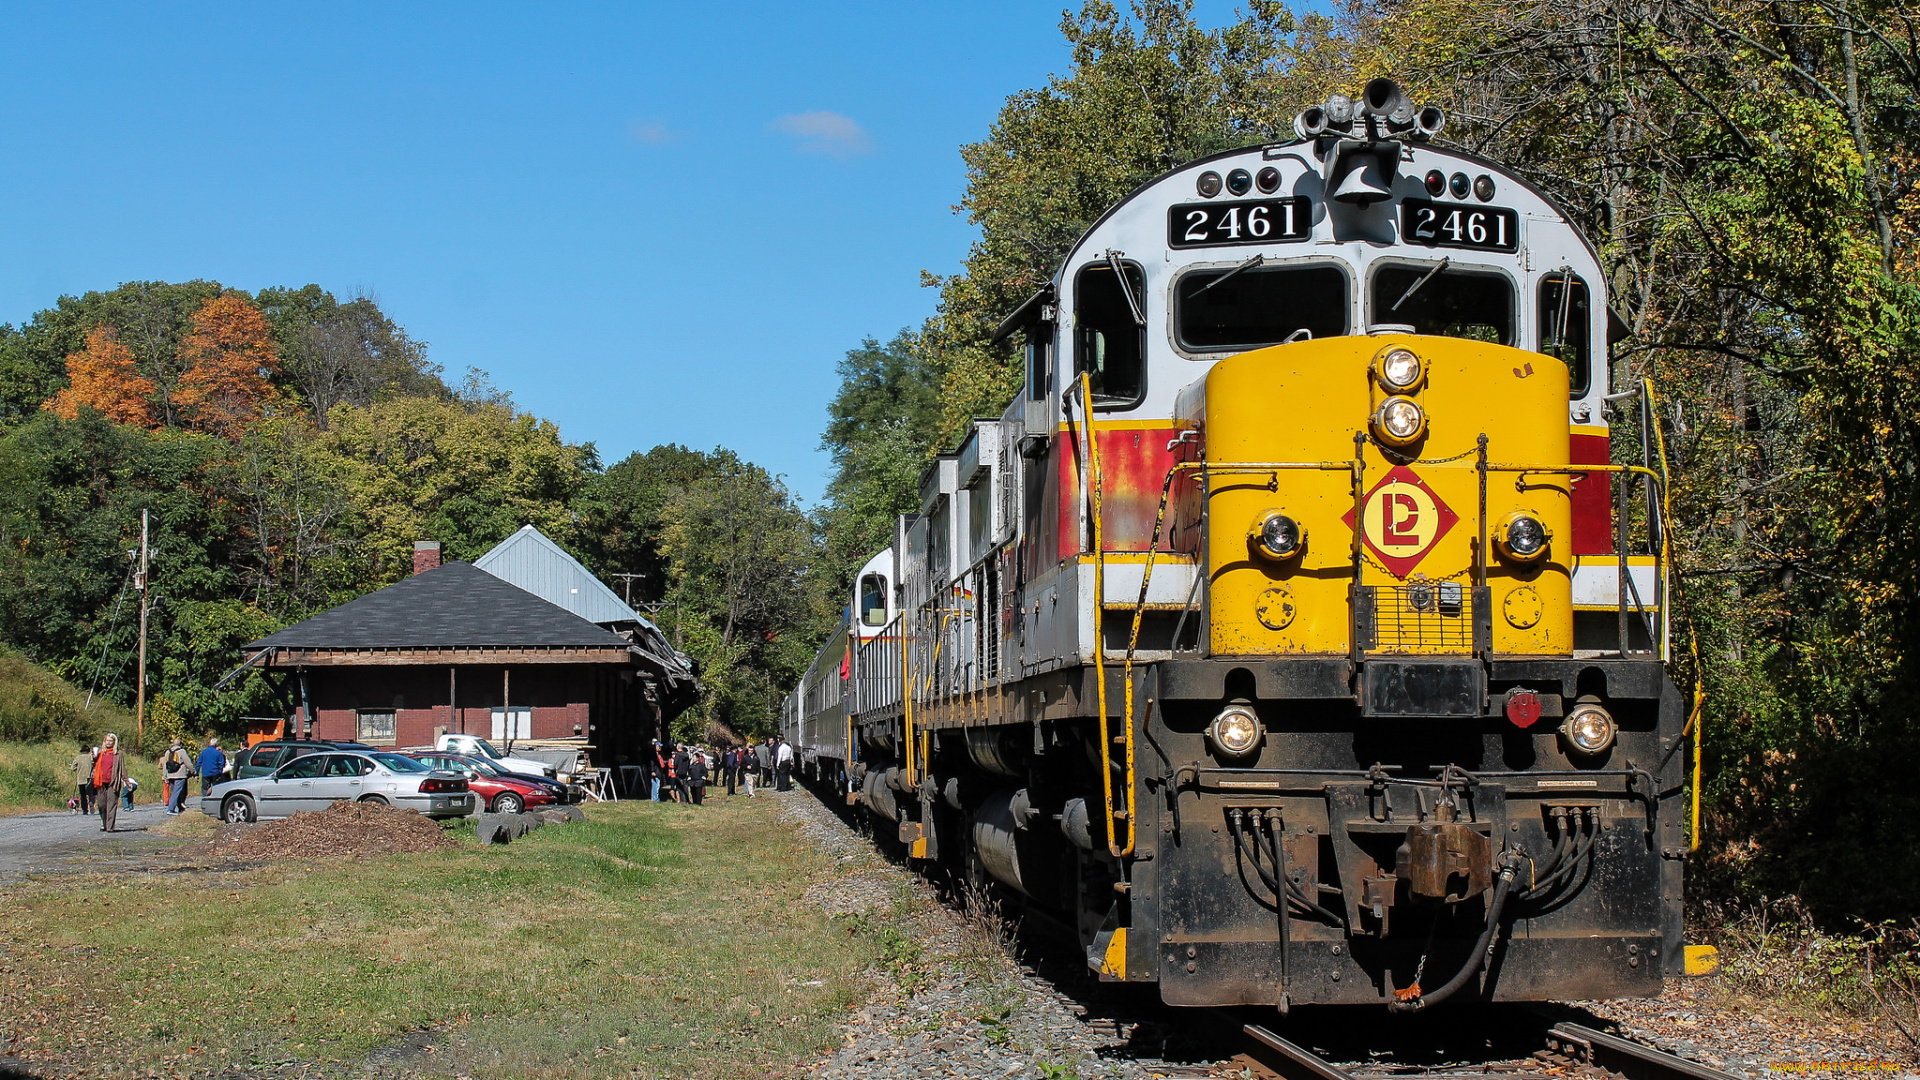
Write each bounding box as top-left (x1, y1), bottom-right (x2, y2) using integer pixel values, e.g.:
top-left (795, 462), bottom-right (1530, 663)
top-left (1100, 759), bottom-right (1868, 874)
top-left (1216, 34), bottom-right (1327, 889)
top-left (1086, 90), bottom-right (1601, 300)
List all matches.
top-left (224, 534), bottom-right (694, 768)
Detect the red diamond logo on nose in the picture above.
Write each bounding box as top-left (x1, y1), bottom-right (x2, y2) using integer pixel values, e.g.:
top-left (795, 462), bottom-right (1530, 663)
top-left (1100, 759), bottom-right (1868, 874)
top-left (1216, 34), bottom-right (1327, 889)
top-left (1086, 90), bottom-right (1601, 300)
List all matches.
top-left (1341, 465), bottom-right (1459, 578)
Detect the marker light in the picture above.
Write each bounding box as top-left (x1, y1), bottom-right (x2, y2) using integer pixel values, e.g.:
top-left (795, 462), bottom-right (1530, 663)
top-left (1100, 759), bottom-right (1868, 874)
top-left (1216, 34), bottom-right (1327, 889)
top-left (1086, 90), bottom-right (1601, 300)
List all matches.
top-left (1209, 705), bottom-right (1263, 757)
top-left (1256, 166), bottom-right (1281, 193)
top-left (1450, 172), bottom-right (1470, 198)
top-left (1227, 168), bottom-right (1253, 196)
top-left (1425, 169), bottom-right (1446, 196)
top-left (1496, 511), bottom-right (1551, 562)
top-left (1562, 699), bottom-right (1617, 756)
top-left (1250, 511), bottom-right (1304, 560)
top-left (1373, 396), bottom-right (1427, 446)
top-left (1197, 171), bottom-right (1223, 197)
top-left (1378, 347), bottom-right (1423, 390)
top-left (1473, 174), bottom-right (1497, 201)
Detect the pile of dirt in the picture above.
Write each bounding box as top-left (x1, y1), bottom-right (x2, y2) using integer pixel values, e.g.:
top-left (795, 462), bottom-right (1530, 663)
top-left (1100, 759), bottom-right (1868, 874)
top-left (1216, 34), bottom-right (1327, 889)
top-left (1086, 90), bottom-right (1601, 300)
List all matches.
top-left (209, 799), bottom-right (457, 860)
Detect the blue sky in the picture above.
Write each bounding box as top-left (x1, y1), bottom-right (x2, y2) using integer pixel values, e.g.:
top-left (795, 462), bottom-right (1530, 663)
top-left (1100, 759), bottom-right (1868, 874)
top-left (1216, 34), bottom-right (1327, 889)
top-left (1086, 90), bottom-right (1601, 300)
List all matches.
top-left (0, 2), bottom-right (1250, 504)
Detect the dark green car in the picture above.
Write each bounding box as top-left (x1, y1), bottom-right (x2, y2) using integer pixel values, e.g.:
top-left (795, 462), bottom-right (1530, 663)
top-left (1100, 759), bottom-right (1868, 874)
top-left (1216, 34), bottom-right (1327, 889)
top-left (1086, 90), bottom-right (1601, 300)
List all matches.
top-left (231, 739), bottom-right (378, 779)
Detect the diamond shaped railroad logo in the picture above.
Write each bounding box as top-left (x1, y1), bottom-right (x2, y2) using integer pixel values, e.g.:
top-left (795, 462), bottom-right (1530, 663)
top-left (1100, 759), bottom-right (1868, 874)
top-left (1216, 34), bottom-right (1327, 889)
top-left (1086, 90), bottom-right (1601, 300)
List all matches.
top-left (1342, 465), bottom-right (1459, 578)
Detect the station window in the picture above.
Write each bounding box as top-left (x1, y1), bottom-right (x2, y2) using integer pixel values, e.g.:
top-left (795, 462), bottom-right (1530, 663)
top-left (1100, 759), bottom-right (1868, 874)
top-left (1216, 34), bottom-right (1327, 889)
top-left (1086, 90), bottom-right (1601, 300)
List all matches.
top-left (859, 573), bottom-right (888, 627)
top-left (1370, 264), bottom-right (1513, 345)
top-left (1175, 264), bottom-right (1349, 352)
top-left (1538, 272), bottom-right (1592, 396)
top-left (356, 709), bottom-right (396, 744)
top-left (1074, 261), bottom-right (1147, 408)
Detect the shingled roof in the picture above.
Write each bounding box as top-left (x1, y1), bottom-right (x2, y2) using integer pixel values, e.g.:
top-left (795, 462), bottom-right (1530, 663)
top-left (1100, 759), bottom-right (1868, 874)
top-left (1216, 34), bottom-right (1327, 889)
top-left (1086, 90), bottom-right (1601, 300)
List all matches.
top-left (246, 561), bottom-right (630, 651)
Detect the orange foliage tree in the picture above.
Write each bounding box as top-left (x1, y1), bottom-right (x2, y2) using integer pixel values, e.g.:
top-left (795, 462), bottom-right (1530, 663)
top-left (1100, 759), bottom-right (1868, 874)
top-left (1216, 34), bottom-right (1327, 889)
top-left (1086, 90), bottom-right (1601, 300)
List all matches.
top-left (41, 326), bottom-right (158, 426)
top-left (174, 295), bottom-right (282, 439)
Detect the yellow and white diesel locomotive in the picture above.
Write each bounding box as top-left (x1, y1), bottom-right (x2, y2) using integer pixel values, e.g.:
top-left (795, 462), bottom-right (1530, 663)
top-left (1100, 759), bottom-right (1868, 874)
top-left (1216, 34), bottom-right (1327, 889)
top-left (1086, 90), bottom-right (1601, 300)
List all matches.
top-left (787, 79), bottom-right (1686, 1012)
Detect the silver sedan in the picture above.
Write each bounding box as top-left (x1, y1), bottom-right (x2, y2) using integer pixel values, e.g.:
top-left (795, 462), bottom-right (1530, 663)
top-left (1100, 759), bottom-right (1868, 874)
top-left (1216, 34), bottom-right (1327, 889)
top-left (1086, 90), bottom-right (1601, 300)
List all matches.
top-left (201, 750), bottom-right (476, 823)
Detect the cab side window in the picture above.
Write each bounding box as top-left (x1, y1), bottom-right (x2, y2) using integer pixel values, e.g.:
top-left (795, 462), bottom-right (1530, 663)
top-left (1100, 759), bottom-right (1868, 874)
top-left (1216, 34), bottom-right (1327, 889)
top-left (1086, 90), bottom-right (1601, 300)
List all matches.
top-left (1025, 332), bottom-right (1051, 402)
top-left (859, 573), bottom-right (888, 627)
top-left (1538, 272), bottom-right (1592, 396)
top-left (1074, 261), bottom-right (1147, 408)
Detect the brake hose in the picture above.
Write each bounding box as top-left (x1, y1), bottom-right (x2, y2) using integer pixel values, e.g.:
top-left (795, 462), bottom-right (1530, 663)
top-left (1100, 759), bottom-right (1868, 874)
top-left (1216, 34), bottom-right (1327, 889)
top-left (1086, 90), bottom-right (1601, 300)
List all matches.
top-left (1389, 856), bottom-right (1520, 1014)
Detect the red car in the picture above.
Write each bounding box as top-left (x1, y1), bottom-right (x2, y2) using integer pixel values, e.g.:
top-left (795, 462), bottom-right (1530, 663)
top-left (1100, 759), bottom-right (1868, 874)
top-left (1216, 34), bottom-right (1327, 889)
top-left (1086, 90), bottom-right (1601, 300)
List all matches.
top-left (408, 752), bottom-right (559, 814)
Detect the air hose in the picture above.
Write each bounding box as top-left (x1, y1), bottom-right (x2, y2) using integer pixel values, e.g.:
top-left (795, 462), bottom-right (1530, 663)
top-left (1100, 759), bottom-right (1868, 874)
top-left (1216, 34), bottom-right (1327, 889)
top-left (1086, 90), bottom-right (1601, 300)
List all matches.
top-left (1388, 856), bottom-right (1521, 1014)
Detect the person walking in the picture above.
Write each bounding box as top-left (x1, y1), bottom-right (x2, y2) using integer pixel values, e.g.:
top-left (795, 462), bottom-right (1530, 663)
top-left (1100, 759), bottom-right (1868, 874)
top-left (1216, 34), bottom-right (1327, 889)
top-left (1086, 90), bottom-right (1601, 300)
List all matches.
top-left (723, 747), bottom-right (738, 796)
top-left (93, 733), bottom-right (127, 832)
top-left (70, 740), bottom-right (96, 814)
top-left (162, 738), bottom-right (193, 815)
top-left (774, 737), bottom-right (795, 792)
top-left (650, 740), bottom-right (666, 801)
top-left (685, 746), bottom-right (708, 806)
top-left (669, 744), bottom-right (688, 803)
top-left (742, 745), bottom-right (757, 797)
top-left (196, 736), bottom-right (227, 796)
top-left (755, 738), bottom-right (773, 788)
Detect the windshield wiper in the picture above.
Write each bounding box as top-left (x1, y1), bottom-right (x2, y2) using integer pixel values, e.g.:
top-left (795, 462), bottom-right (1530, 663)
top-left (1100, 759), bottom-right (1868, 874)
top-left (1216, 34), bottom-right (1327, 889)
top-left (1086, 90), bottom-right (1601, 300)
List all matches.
top-left (1192, 254), bottom-right (1265, 299)
top-left (1391, 256), bottom-right (1450, 311)
top-left (1106, 249), bottom-right (1147, 326)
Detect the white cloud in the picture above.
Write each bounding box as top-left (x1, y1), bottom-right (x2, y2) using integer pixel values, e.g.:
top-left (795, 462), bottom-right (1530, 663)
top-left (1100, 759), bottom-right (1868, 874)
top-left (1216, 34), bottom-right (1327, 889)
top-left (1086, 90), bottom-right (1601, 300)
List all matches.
top-left (628, 120), bottom-right (674, 145)
top-left (769, 110), bottom-right (871, 158)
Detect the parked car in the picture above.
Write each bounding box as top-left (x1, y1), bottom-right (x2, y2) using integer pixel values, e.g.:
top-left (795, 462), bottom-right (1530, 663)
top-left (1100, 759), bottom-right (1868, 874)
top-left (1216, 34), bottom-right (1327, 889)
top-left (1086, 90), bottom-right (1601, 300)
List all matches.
top-left (203, 750), bottom-right (474, 823)
top-left (231, 739), bottom-right (378, 780)
top-left (409, 752), bottom-right (563, 814)
top-left (433, 733), bottom-right (558, 778)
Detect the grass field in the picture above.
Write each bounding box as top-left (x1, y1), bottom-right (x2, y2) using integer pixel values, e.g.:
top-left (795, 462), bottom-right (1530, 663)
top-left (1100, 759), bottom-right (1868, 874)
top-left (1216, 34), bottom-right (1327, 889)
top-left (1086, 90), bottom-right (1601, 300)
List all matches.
top-left (0, 793), bottom-right (895, 1079)
top-left (0, 740), bottom-right (165, 817)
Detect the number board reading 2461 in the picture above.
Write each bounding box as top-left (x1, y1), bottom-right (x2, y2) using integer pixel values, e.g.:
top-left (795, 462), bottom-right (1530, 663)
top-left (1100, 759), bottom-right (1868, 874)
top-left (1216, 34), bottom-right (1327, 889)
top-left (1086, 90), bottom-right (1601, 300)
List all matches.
top-left (1400, 199), bottom-right (1519, 253)
top-left (1168, 197), bottom-right (1312, 249)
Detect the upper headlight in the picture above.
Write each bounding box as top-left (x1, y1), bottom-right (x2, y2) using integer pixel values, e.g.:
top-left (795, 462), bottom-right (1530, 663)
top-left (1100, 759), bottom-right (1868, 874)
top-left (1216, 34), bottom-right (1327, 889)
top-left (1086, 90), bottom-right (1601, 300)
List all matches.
top-left (1250, 511), bottom-right (1304, 559)
top-left (1496, 511), bottom-right (1551, 562)
top-left (1209, 705), bottom-right (1263, 757)
top-left (1562, 699), bottom-right (1616, 756)
top-left (1373, 396), bottom-right (1426, 446)
top-left (1378, 348), bottom-right (1423, 390)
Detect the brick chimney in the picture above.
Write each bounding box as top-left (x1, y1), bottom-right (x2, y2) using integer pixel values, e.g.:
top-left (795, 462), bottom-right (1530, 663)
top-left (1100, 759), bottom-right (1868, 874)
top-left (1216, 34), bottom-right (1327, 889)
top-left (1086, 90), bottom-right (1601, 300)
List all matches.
top-left (413, 541), bottom-right (442, 575)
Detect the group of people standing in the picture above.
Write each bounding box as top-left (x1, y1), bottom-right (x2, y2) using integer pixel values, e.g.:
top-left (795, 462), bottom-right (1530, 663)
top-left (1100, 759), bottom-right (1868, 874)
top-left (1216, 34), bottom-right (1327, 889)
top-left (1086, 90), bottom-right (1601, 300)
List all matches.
top-left (67, 734), bottom-right (228, 832)
top-left (645, 735), bottom-right (796, 804)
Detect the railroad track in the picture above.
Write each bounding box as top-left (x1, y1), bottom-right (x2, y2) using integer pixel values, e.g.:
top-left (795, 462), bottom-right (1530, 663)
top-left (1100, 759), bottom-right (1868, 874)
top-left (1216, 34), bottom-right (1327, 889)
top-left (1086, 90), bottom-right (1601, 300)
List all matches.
top-left (1156, 1016), bottom-right (1741, 1080)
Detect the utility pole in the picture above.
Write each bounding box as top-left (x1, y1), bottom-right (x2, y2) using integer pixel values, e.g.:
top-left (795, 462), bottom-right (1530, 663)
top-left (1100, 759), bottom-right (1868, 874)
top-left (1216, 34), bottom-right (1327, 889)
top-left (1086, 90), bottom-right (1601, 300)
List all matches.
top-left (135, 508), bottom-right (150, 752)
top-left (608, 572), bottom-right (645, 606)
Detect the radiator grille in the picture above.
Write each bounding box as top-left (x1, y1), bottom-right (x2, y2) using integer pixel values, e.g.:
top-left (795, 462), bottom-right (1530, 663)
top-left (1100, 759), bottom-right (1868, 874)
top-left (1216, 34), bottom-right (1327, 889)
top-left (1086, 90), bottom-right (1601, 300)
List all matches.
top-left (1356, 581), bottom-right (1482, 651)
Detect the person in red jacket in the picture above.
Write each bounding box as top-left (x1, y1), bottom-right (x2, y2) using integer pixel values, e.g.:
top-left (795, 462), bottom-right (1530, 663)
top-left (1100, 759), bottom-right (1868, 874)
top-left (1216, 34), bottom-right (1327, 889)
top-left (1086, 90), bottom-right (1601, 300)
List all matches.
top-left (92, 733), bottom-right (128, 832)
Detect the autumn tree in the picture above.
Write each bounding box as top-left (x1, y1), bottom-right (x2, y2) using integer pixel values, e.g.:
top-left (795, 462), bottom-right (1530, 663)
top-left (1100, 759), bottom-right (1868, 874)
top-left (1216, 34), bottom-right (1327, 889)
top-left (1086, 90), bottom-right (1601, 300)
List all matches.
top-left (41, 326), bottom-right (157, 426)
top-left (175, 295), bottom-right (283, 439)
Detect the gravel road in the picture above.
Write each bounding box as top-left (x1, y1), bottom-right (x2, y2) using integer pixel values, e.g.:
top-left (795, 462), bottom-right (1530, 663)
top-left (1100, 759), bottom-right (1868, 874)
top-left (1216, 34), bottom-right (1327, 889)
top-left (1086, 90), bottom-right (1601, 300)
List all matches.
top-left (0, 800), bottom-right (175, 883)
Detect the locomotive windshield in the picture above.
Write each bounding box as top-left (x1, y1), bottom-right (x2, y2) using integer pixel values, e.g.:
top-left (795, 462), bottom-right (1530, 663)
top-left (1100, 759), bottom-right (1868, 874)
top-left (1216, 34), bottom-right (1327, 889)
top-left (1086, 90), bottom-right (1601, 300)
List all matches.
top-left (1370, 264), bottom-right (1513, 345)
top-left (1174, 264), bottom-right (1349, 352)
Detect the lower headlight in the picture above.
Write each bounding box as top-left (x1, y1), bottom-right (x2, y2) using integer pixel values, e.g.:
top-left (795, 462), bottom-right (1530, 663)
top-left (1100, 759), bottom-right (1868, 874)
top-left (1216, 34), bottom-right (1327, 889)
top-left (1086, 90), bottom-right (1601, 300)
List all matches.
top-left (1251, 511), bottom-right (1304, 559)
top-left (1562, 699), bottom-right (1616, 756)
top-left (1497, 511), bottom-right (1551, 562)
top-left (1209, 705), bottom-right (1264, 758)
top-left (1373, 395), bottom-right (1426, 446)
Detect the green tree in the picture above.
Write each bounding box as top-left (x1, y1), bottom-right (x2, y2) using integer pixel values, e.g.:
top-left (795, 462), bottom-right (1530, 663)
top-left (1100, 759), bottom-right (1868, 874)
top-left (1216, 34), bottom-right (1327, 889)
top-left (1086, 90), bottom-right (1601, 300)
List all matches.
top-left (817, 331), bottom-right (944, 590)
top-left (254, 285), bottom-right (443, 427)
top-left (658, 454), bottom-right (819, 737)
top-left (321, 396), bottom-right (588, 580)
top-left (0, 281), bottom-right (228, 428)
top-left (573, 444), bottom-right (724, 602)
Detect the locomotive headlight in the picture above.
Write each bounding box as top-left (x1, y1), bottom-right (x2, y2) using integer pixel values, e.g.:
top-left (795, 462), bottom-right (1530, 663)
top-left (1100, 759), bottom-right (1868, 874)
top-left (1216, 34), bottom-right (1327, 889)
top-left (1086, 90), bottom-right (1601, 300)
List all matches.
top-left (1373, 396), bottom-right (1426, 446)
top-left (1495, 511), bottom-right (1551, 562)
top-left (1562, 699), bottom-right (1616, 757)
top-left (1250, 511), bottom-right (1304, 560)
top-left (1377, 348), bottom-right (1423, 390)
top-left (1209, 704), bottom-right (1263, 758)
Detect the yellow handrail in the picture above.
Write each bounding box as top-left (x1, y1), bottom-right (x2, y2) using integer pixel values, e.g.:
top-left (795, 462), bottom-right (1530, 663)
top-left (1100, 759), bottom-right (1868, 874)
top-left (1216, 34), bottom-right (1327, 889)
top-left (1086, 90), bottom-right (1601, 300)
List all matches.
top-left (1642, 379), bottom-right (1704, 853)
top-left (1077, 373), bottom-right (1131, 859)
